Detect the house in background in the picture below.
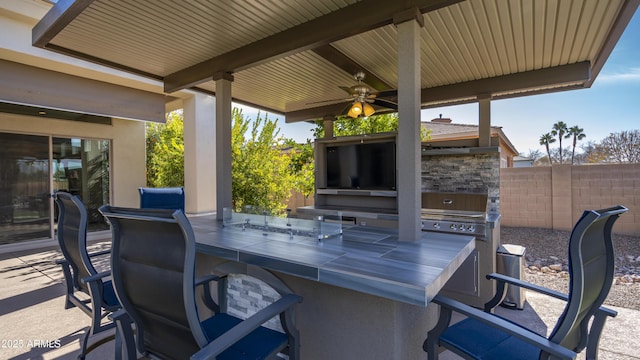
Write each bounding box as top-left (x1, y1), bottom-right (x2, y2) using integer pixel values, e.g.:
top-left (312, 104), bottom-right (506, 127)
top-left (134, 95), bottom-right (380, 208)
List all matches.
top-left (421, 116), bottom-right (519, 168)
top-left (513, 156), bottom-right (534, 167)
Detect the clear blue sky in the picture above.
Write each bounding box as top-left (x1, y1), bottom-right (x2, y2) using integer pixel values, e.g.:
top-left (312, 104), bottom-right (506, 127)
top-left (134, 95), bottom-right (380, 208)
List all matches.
top-left (238, 9), bottom-right (640, 155)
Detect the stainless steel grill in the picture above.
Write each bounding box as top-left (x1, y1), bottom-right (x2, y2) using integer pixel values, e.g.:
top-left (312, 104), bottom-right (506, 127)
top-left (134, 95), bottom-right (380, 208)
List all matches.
top-left (420, 192), bottom-right (489, 239)
top-left (421, 192), bottom-right (500, 307)
top-left (421, 209), bottom-right (487, 238)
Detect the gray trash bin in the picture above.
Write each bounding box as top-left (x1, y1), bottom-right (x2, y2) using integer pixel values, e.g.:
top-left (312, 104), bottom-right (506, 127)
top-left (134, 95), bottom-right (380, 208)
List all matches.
top-left (496, 244), bottom-right (526, 310)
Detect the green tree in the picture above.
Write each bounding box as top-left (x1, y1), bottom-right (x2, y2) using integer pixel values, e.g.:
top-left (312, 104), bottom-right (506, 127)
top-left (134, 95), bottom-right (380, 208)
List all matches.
top-left (145, 111), bottom-right (184, 187)
top-left (284, 139), bottom-right (315, 197)
top-left (145, 109), bottom-right (314, 215)
top-left (231, 108), bottom-right (294, 215)
top-left (551, 121), bottom-right (569, 163)
top-left (567, 126), bottom-right (586, 165)
top-left (539, 133), bottom-right (556, 165)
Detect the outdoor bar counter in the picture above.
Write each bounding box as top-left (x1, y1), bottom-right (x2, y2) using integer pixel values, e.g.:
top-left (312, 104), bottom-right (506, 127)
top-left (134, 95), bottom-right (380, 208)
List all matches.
top-left (189, 214), bottom-right (475, 359)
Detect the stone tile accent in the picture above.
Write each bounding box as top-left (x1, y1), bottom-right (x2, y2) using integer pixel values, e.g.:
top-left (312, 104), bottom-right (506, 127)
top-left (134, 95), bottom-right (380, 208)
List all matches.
top-left (421, 153), bottom-right (501, 213)
top-left (225, 273), bottom-right (284, 332)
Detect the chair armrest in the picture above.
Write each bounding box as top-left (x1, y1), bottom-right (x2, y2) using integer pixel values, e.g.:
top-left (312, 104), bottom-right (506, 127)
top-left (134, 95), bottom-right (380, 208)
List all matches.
top-left (55, 258), bottom-right (69, 266)
top-left (485, 273), bottom-right (618, 317)
top-left (82, 271), bottom-right (111, 284)
top-left (432, 295), bottom-right (577, 360)
top-left (195, 274), bottom-right (224, 313)
top-left (190, 294), bottom-right (303, 360)
top-left (110, 309), bottom-right (137, 360)
top-left (109, 309), bottom-right (130, 322)
top-left (87, 249), bottom-right (111, 258)
top-left (195, 274), bottom-right (222, 287)
top-left (487, 273), bottom-right (567, 300)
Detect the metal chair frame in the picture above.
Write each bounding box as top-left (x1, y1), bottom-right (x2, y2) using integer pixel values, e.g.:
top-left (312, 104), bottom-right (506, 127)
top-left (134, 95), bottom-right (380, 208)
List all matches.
top-left (425, 205), bottom-right (628, 360)
top-left (54, 192), bottom-right (120, 359)
top-left (100, 206), bottom-right (302, 360)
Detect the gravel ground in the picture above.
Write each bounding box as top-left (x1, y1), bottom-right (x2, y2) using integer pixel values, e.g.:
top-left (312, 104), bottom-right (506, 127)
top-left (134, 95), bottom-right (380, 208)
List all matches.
top-left (500, 227), bottom-right (640, 311)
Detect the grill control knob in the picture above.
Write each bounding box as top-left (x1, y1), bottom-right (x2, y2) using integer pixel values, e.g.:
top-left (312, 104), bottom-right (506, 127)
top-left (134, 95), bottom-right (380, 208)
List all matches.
top-left (459, 224), bottom-right (466, 231)
top-left (433, 223), bottom-right (440, 229)
top-left (449, 224), bottom-right (456, 230)
top-left (468, 225), bottom-right (476, 232)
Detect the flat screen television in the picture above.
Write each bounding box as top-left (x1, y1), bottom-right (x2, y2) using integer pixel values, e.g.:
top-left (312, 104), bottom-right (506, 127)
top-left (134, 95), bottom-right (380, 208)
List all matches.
top-left (325, 141), bottom-right (396, 190)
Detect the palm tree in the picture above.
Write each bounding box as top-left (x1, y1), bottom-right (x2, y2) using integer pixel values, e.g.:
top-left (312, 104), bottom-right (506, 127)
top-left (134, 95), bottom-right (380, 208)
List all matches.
top-left (568, 126), bottom-right (586, 165)
top-left (551, 121), bottom-right (569, 163)
top-left (539, 133), bottom-right (556, 165)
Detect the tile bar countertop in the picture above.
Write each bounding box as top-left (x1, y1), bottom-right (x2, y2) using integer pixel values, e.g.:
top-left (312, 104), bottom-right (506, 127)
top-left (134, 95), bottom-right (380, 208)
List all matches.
top-left (190, 215), bottom-right (474, 307)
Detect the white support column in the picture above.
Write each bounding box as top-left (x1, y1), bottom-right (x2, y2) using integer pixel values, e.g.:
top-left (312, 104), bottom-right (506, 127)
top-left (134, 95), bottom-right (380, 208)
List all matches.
top-left (183, 93), bottom-right (216, 214)
top-left (478, 94), bottom-right (491, 147)
top-left (395, 10), bottom-right (423, 241)
top-left (215, 73), bottom-right (234, 219)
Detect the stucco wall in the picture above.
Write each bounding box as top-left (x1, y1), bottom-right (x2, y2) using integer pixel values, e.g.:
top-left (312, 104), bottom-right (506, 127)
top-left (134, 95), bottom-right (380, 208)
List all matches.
top-left (500, 164), bottom-right (640, 235)
top-left (0, 113), bottom-right (146, 208)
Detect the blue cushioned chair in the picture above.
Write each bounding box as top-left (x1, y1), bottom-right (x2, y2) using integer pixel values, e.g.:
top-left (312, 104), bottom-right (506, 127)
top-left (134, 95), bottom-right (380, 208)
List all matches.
top-left (99, 206), bottom-right (302, 360)
top-left (139, 187), bottom-right (185, 211)
top-left (424, 205), bottom-right (628, 360)
top-left (54, 192), bottom-right (120, 359)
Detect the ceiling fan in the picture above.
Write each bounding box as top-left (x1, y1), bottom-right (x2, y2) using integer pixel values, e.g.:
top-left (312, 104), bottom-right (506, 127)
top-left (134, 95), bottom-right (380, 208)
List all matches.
top-left (310, 71), bottom-right (397, 118)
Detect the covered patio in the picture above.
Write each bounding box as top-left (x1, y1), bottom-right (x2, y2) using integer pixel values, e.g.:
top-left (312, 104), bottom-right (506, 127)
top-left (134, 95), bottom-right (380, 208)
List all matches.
top-left (31, 0), bottom-right (639, 240)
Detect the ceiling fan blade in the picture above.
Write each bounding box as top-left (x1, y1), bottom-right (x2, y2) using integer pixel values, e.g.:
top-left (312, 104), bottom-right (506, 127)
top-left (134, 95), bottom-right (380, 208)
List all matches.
top-left (340, 103), bottom-right (352, 115)
top-left (374, 99), bottom-right (398, 110)
top-left (372, 89), bottom-right (398, 98)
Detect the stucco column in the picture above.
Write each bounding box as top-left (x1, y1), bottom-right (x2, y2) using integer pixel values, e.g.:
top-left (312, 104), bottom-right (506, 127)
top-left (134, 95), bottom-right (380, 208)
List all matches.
top-left (183, 92), bottom-right (216, 214)
top-left (478, 94), bottom-right (491, 147)
top-left (215, 73), bottom-right (234, 219)
top-left (395, 9), bottom-right (423, 241)
top-left (323, 117), bottom-right (334, 139)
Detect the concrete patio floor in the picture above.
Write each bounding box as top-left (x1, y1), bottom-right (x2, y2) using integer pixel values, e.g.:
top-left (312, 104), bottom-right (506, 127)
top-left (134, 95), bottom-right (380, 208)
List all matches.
top-left (1, 241), bottom-right (638, 360)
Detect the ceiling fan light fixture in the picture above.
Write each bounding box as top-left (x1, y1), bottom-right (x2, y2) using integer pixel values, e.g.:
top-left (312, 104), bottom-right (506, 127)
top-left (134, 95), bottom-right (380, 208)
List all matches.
top-left (348, 101), bottom-right (363, 118)
top-left (363, 102), bottom-right (375, 117)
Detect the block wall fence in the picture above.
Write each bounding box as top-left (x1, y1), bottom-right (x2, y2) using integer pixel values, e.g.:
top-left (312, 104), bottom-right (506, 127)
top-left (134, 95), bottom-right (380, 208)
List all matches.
top-left (500, 164), bottom-right (640, 236)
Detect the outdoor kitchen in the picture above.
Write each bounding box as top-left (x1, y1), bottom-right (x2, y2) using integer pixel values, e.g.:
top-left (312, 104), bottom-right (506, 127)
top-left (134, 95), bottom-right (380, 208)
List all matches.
top-left (421, 144), bottom-right (502, 307)
top-left (296, 133), bottom-right (504, 308)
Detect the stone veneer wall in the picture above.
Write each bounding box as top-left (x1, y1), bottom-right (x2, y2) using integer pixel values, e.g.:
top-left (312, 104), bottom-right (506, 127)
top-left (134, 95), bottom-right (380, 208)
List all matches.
top-left (421, 152), bottom-right (501, 213)
top-left (226, 274), bottom-right (284, 332)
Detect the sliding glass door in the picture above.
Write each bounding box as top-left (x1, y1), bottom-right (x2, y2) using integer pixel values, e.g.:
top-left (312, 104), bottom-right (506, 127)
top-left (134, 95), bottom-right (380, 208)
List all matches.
top-left (0, 132), bottom-right (110, 245)
top-left (52, 137), bottom-right (110, 233)
top-left (0, 133), bottom-right (50, 244)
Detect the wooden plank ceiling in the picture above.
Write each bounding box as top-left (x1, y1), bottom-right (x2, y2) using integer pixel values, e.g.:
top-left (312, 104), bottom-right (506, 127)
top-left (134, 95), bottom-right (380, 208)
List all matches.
top-left (33, 0), bottom-right (639, 122)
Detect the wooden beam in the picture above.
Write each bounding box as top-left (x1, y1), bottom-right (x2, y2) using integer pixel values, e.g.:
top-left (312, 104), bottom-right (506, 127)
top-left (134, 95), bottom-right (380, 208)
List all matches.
top-left (32, 0), bottom-right (95, 47)
top-left (421, 61), bottom-right (591, 103)
top-left (164, 0), bottom-right (463, 93)
top-left (285, 103), bottom-right (349, 123)
top-left (285, 62), bottom-right (591, 122)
